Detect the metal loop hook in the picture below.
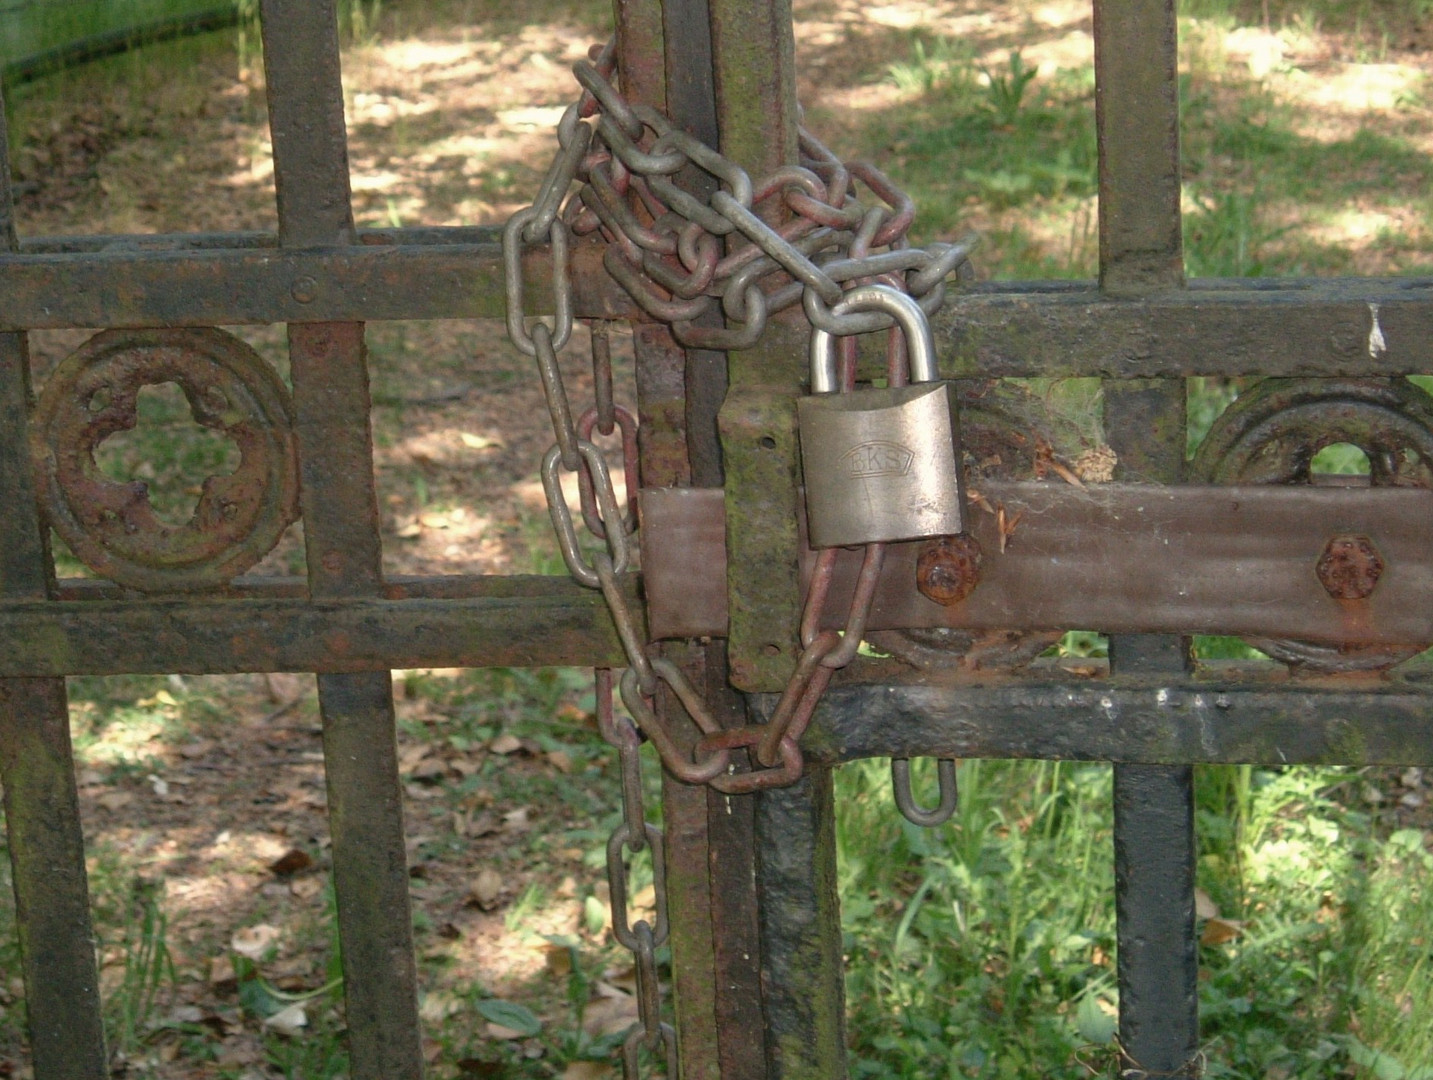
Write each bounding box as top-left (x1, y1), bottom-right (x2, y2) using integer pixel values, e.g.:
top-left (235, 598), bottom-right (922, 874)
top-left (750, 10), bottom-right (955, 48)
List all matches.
top-left (891, 757), bottom-right (959, 827)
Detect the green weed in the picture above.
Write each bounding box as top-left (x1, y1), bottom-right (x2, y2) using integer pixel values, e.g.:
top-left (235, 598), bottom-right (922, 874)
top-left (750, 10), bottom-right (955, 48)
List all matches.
top-left (100, 874), bottom-right (178, 1056)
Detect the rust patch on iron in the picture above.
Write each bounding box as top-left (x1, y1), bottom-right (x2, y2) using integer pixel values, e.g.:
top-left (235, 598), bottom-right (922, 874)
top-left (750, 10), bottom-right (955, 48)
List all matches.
top-left (30, 327), bottom-right (299, 592)
top-left (1316, 535), bottom-right (1384, 601)
top-left (916, 533), bottom-right (982, 607)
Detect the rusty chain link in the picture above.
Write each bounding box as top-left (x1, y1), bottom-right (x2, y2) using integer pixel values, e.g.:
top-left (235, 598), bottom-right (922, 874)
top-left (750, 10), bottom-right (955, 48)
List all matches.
top-left (504, 39), bottom-right (975, 1076)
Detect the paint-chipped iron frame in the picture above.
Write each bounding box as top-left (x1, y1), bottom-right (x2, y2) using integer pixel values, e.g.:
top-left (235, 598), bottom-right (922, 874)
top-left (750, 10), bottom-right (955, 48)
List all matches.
top-left (0, 0), bottom-right (1431, 1077)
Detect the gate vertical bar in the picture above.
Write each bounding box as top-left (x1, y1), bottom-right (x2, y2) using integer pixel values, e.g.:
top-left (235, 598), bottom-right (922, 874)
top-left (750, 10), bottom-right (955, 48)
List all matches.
top-left (1094, 0), bottom-right (1201, 1072)
top-left (0, 90), bottom-right (109, 1080)
top-left (708, 2), bottom-right (846, 1075)
top-left (613, 10), bottom-right (726, 1077)
top-left (664, 8), bottom-right (771, 1076)
top-left (258, 4), bottom-right (423, 1077)
top-left (615, 1), bottom-right (771, 1072)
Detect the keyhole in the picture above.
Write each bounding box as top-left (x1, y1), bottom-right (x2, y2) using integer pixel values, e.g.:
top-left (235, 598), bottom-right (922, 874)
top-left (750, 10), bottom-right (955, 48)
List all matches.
top-left (96, 382), bottom-right (241, 526)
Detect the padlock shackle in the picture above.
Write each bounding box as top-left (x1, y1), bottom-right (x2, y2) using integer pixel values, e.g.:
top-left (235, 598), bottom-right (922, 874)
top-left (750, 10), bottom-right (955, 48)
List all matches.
top-left (809, 284), bottom-right (937, 393)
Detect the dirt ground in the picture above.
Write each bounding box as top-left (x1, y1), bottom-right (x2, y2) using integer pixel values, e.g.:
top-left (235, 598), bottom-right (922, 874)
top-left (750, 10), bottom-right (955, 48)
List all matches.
top-left (3, 0), bottom-right (1432, 1076)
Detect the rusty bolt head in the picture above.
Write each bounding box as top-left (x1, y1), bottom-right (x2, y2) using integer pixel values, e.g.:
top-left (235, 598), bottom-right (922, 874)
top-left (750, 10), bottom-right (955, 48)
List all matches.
top-left (916, 533), bottom-right (982, 607)
top-left (1315, 535), bottom-right (1384, 600)
top-left (290, 275), bottom-right (319, 304)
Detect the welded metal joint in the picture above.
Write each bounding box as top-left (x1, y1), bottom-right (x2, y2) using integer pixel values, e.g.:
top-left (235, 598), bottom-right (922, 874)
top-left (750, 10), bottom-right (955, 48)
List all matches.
top-left (1316, 535), bottom-right (1385, 600)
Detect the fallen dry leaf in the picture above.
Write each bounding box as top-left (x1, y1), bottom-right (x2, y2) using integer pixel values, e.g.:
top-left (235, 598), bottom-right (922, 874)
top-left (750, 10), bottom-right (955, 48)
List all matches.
top-left (544, 944), bottom-right (573, 976)
top-left (96, 791), bottom-right (134, 811)
top-left (179, 739), bottom-right (216, 760)
top-left (230, 923), bottom-right (281, 961)
top-left (262, 1003), bottom-right (307, 1037)
top-left (1194, 887), bottom-right (1219, 921)
top-left (485, 1022), bottom-right (526, 1040)
top-left (264, 672), bottom-right (306, 704)
top-left (209, 954), bottom-right (236, 990)
top-left (1200, 917), bottom-right (1244, 946)
top-left (469, 868), bottom-right (504, 911)
top-left (290, 877), bottom-right (323, 900)
top-left (489, 733), bottom-right (523, 755)
top-left (547, 750), bottom-right (574, 774)
top-left (269, 849), bottom-right (314, 877)
top-left (581, 993), bottom-right (637, 1038)
top-left (563, 1062), bottom-right (614, 1080)
top-left (410, 758), bottom-right (448, 783)
top-left (504, 807), bottom-right (531, 831)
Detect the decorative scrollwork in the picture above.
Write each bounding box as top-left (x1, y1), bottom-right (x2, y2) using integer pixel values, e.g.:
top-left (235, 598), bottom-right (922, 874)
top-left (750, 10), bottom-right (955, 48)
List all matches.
top-left (1191, 377), bottom-right (1433, 672)
top-left (31, 327), bottom-right (300, 592)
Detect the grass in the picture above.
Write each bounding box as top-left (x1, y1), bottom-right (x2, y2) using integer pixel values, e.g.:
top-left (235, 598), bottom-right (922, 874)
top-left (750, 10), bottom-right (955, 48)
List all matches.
top-left (841, 759), bottom-right (1433, 1079)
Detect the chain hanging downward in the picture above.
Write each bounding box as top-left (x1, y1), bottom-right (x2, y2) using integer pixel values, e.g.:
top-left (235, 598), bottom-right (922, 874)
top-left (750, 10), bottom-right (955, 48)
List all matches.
top-left (503, 35), bottom-right (976, 1077)
top-left (595, 670), bottom-right (677, 1080)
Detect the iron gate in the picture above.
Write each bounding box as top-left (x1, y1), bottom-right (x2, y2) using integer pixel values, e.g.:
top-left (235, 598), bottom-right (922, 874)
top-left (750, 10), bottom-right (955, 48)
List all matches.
top-left (2, 0), bottom-right (1433, 1077)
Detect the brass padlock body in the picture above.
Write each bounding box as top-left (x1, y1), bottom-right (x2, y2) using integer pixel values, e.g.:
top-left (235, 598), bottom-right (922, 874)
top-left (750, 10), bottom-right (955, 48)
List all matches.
top-left (798, 381), bottom-right (965, 548)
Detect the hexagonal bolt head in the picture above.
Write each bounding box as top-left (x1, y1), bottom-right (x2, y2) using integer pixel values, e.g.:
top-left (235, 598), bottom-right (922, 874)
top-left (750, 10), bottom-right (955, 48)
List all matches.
top-left (1316, 535), bottom-right (1385, 601)
top-left (916, 533), bottom-right (982, 606)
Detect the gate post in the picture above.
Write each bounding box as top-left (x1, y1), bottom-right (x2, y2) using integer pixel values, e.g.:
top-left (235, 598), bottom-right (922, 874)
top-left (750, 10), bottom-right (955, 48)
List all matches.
top-left (1095, 0), bottom-right (1201, 1071)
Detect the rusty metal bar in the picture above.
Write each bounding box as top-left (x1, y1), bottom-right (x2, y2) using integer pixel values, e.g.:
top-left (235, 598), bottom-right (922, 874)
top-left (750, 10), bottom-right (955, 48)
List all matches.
top-left (702, 3), bottom-right (844, 1075)
top-left (0, 590), bottom-right (635, 676)
top-left (639, 483), bottom-right (1433, 646)
top-left (938, 279), bottom-right (1433, 379)
top-left (259, 4), bottom-right (423, 1078)
top-left (0, 233), bottom-right (627, 331)
top-left (1, 242), bottom-right (1431, 380)
top-left (752, 767), bottom-right (846, 1080)
top-left (799, 679), bottom-right (1433, 767)
top-left (611, 8), bottom-right (724, 1073)
top-left (1094, 0), bottom-right (1200, 1070)
top-left (1094, 0), bottom-right (1182, 293)
top-left (0, 89), bottom-right (109, 1080)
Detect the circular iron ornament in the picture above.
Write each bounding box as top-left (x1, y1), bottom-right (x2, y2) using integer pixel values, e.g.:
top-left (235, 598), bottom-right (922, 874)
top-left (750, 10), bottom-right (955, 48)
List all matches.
top-left (1191, 377), bottom-right (1433, 672)
top-left (31, 328), bottom-right (300, 592)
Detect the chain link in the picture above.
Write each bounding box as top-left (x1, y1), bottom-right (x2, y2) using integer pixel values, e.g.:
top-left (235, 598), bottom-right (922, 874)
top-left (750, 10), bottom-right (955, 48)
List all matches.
top-left (504, 39), bottom-right (977, 1075)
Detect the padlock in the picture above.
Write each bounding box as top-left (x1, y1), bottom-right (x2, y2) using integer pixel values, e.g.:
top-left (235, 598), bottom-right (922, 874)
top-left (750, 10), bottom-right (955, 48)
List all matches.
top-left (797, 284), bottom-right (965, 548)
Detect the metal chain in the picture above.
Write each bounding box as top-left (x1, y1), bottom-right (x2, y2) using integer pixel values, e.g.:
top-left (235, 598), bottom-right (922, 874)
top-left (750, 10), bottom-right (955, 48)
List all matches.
top-left (595, 670), bottom-right (678, 1079)
top-left (503, 41), bottom-right (976, 1075)
top-left (504, 39), bottom-right (976, 796)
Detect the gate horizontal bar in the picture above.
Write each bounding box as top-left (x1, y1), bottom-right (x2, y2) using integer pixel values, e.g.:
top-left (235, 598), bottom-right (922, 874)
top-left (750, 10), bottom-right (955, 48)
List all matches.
top-left (0, 229), bottom-right (1429, 378)
top-left (938, 278), bottom-right (1433, 378)
top-left (798, 676), bottom-right (1433, 767)
top-left (0, 229), bottom-right (630, 330)
top-left (641, 482), bottom-right (1433, 646)
top-left (0, 576), bottom-right (633, 675)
